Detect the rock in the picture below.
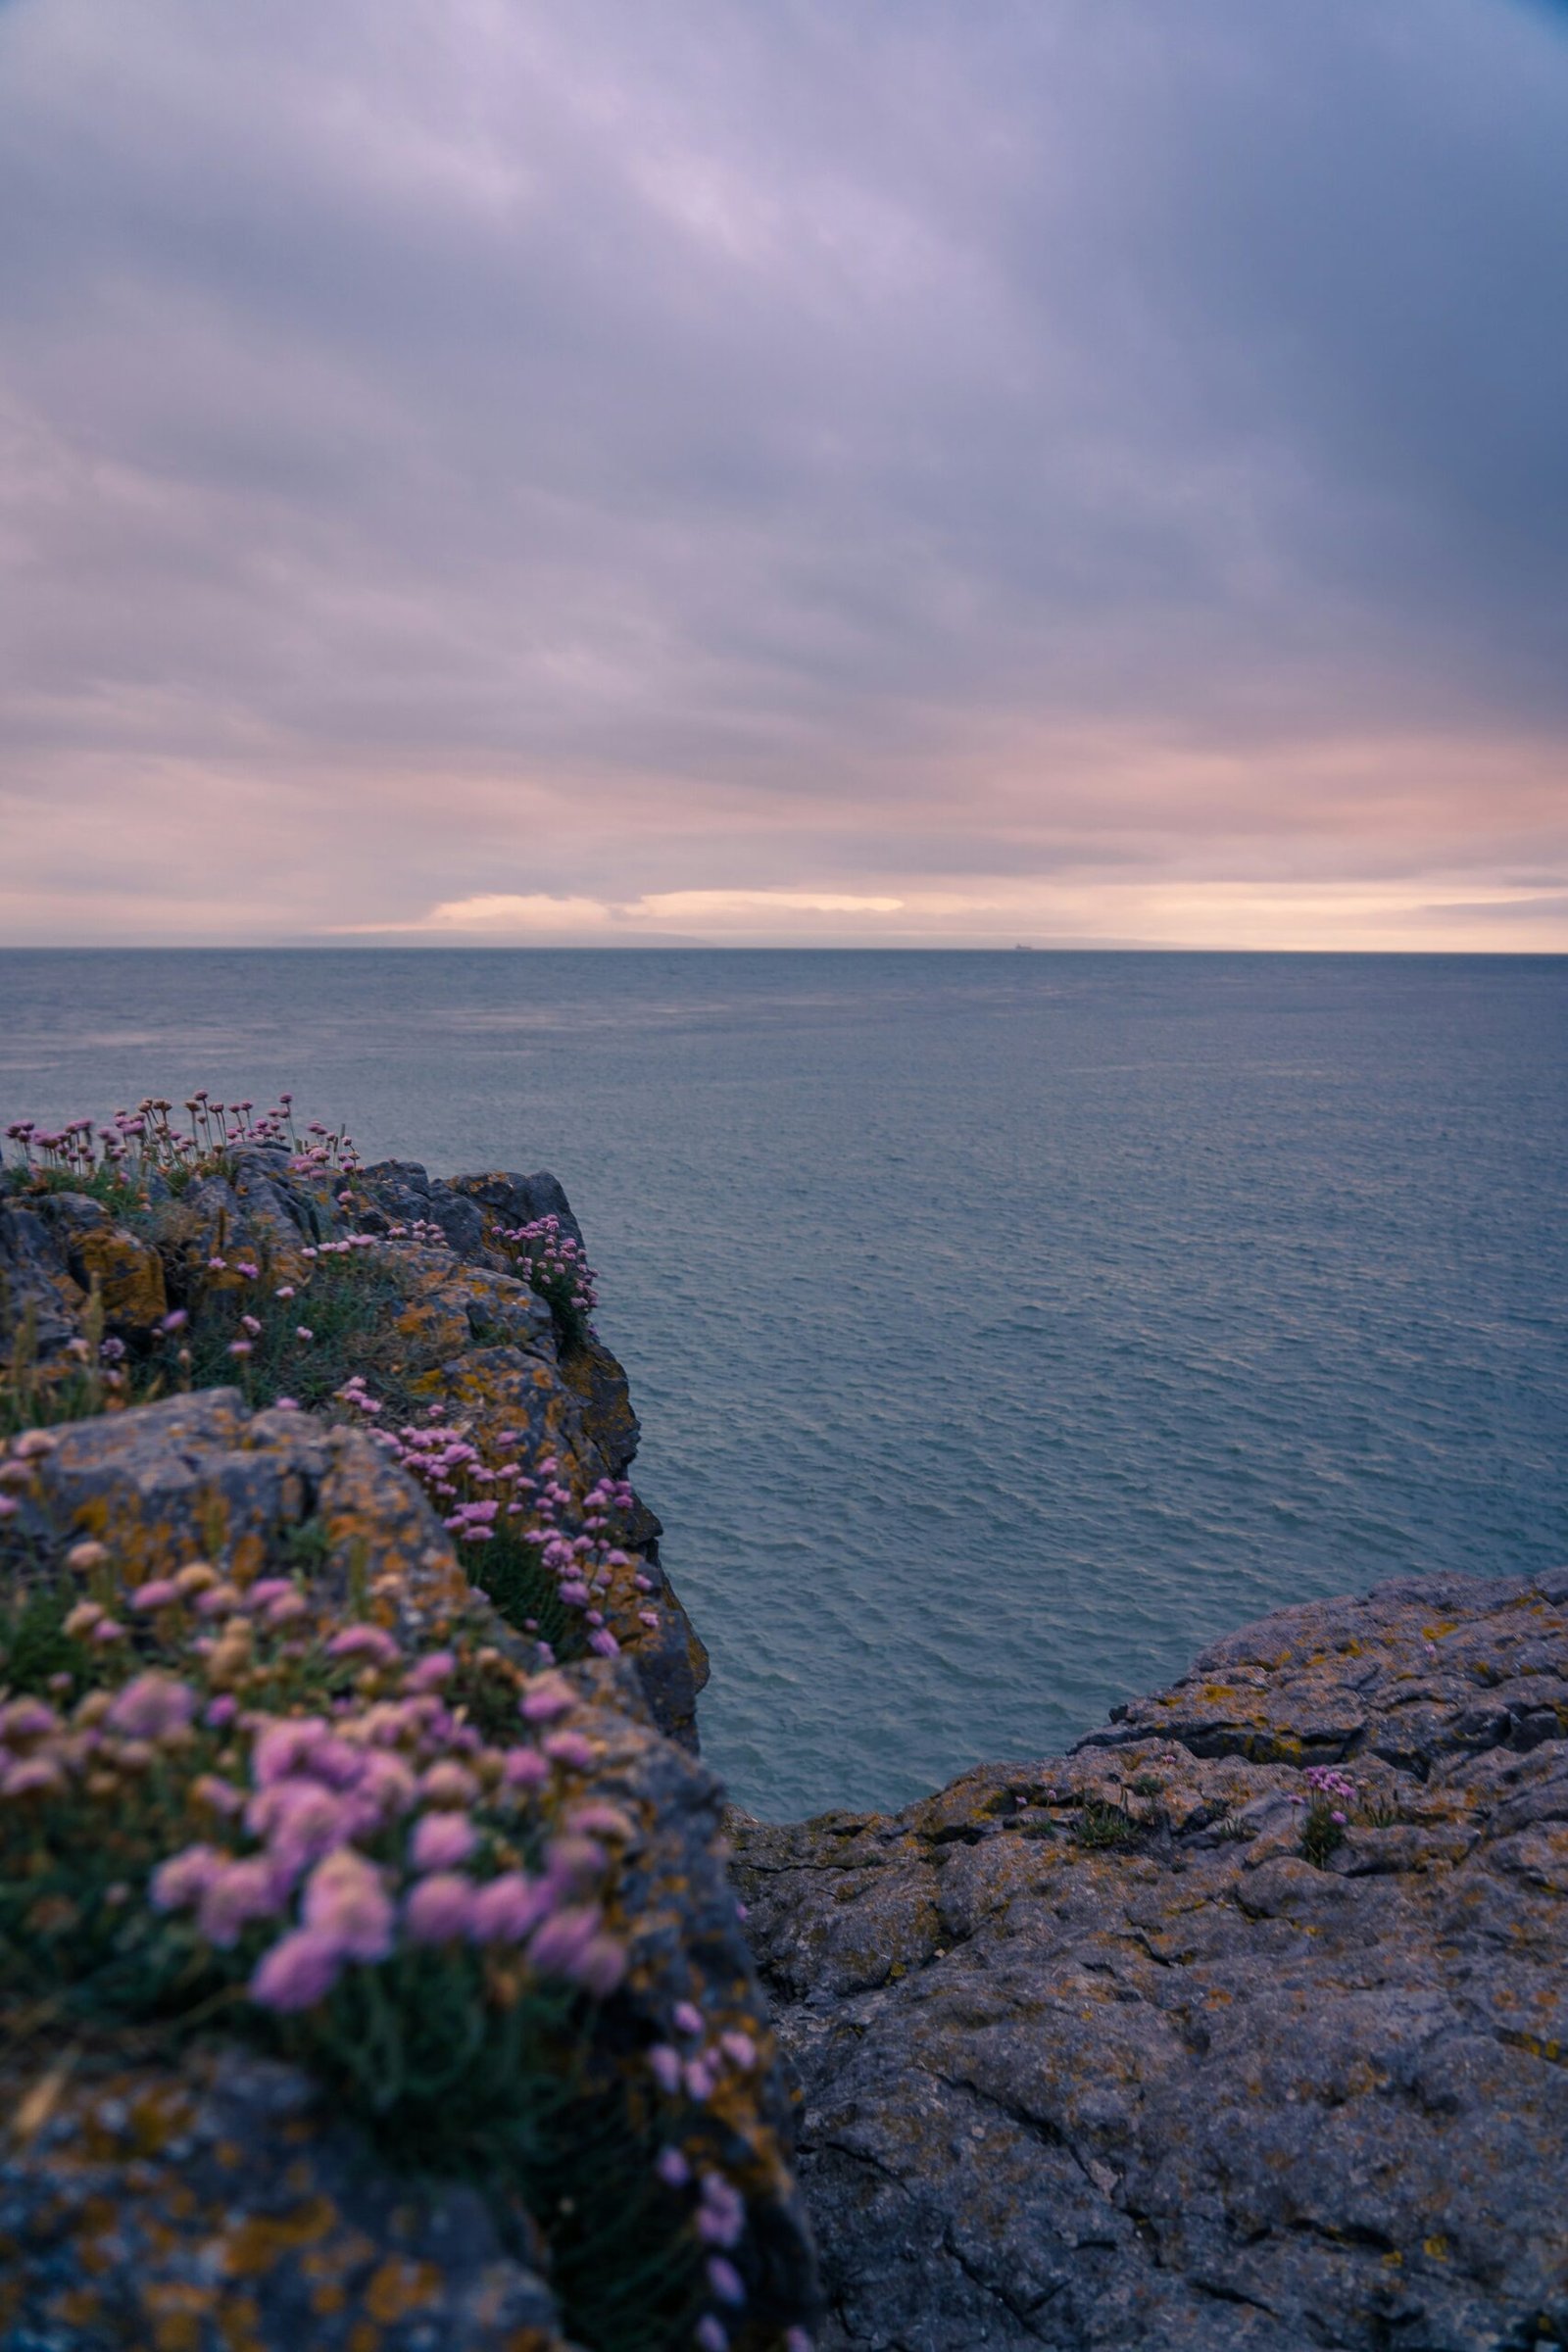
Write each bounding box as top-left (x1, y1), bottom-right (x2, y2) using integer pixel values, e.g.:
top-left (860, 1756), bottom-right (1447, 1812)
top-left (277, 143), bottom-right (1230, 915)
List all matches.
top-left (734, 1571), bottom-right (1568, 2350)
top-left (0, 1388), bottom-right (818, 2352)
top-left (0, 1161), bottom-right (709, 1752)
top-left (0, 2044), bottom-right (570, 2352)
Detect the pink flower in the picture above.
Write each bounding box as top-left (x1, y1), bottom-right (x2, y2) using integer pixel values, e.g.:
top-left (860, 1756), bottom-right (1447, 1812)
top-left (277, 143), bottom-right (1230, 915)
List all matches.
top-left (131, 1579), bottom-right (180, 1611)
top-left (545, 1834), bottom-right (607, 1888)
top-left (525, 1904), bottom-right (601, 1979)
top-left (572, 1935), bottom-right (626, 1998)
top-left (541, 1730), bottom-right (596, 1770)
top-left (250, 1928), bottom-right (342, 2012)
top-left (567, 1801), bottom-right (636, 1843)
top-left (191, 1774), bottom-right (246, 1815)
top-left (159, 1309), bottom-right (188, 1333)
top-left (227, 1340), bottom-right (253, 1358)
top-left (150, 1843), bottom-right (225, 1911)
top-left (403, 1651), bottom-right (455, 1693)
top-left (469, 1871), bottom-right (553, 1943)
top-left (410, 1811), bottom-right (476, 1872)
top-left (1, 1756), bottom-right (65, 1797)
top-left (404, 1872), bottom-right (476, 1943)
top-left (325, 1625), bottom-right (400, 1667)
top-left (707, 2257), bottom-right (745, 2308)
top-left (519, 1677), bottom-right (574, 1724)
top-left (588, 1628), bottom-right (620, 1658)
top-left (248, 1782), bottom-right (352, 1882)
top-left (501, 1745), bottom-right (549, 1789)
top-left (356, 1751), bottom-right (416, 1821)
top-left (0, 1697), bottom-right (59, 1742)
top-left (295, 1326), bottom-right (314, 1343)
top-left (252, 1717), bottom-right (329, 1786)
top-left (649, 2045), bottom-right (682, 2095)
top-left (91, 1619), bottom-right (126, 1644)
top-left (302, 1849), bottom-right (394, 1962)
top-left (696, 2321), bottom-right (728, 2352)
top-left (719, 2032), bottom-right (758, 2071)
top-left (674, 2001), bottom-right (705, 2037)
top-left (655, 2141), bottom-right (689, 2183)
top-left (249, 1579), bottom-right (293, 1606)
top-left (205, 1695), bottom-right (238, 1729)
top-left (198, 1856), bottom-right (284, 1947)
top-left (698, 2174), bottom-right (745, 2247)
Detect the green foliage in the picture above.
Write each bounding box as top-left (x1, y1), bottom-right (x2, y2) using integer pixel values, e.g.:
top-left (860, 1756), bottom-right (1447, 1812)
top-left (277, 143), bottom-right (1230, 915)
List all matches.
top-left (0, 1579), bottom-right (84, 1698)
top-left (470, 1525), bottom-right (589, 1665)
top-left (1299, 1805), bottom-right (1346, 1867)
top-left (1075, 1798), bottom-right (1138, 1849)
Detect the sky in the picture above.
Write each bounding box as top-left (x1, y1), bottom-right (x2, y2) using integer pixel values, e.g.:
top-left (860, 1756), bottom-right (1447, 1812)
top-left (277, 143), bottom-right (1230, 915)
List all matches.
top-left (1, 0), bottom-right (1566, 951)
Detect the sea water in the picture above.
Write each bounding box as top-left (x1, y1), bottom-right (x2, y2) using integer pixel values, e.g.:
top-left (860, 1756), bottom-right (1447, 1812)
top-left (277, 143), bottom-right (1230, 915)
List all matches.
top-left (2, 949), bottom-right (1563, 1818)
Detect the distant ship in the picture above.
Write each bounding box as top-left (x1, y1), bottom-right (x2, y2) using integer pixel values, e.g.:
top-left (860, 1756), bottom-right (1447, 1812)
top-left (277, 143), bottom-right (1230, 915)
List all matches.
top-left (1012, 942), bottom-right (1036, 952)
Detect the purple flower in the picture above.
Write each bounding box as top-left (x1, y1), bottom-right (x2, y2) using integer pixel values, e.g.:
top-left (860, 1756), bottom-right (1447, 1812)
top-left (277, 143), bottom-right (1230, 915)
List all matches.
top-left (649, 2045), bottom-right (682, 2096)
top-left (410, 1811), bottom-right (477, 1873)
top-left (525, 1904), bottom-right (602, 1979)
top-left (302, 1849), bottom-right (394, 1962)
top-left (698, 2174), bottom-right (745, 2247)
top-left (250, 1928), bottom-right (342, 2012)
top-left (469, 1871), bottom-right (554, 1944)
top-left (106, 1673), bottom-right (197, 1741)
top-left (519, 1677), bottom-right (574, 1724)
top-left (404, 1872), bottom-right (477, 1943)
top-left (695, 2320), bottom-right (728, 2352)
top-left (707, 2257), bottom-right (746, 2308)
top-left (198, 1856), bottom-right (284, 1947)
top-left (673, 2000), bottom-right (705, 2037)
top-left (502, 1745), bottom-right (549, 1789)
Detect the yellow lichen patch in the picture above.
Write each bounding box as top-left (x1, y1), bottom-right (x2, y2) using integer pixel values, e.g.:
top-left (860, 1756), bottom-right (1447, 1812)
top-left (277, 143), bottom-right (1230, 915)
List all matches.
top-left (220, 2196), bottom-right (339, 2275)
top-left (362, 2257), bottom-right (442, 2324)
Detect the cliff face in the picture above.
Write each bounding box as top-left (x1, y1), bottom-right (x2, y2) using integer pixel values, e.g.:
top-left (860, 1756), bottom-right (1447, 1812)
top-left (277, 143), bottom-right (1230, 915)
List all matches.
top-left (732, 1570), bottom-right (1568, 2352)
top-left (0, 1151), bottom-right (809, 2352)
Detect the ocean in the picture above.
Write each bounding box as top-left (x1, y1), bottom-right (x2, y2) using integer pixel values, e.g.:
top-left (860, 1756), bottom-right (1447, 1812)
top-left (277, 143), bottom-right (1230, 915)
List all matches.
top-left (1, 949), bottom-right (1563, 1818)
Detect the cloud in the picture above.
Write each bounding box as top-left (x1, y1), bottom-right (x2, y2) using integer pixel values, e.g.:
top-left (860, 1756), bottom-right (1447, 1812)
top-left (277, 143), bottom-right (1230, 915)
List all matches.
top-left (1, 0), bottom-right (1567, 946)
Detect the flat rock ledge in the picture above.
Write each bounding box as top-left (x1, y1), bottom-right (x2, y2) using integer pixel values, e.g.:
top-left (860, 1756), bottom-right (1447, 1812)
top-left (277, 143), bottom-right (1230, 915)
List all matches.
top-left (733, 1569), bottom-right (1568, 2352)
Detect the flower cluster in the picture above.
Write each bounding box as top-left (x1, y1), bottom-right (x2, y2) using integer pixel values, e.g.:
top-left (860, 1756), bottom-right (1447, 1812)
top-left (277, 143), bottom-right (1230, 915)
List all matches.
top-left (2, 1091), bottom-right (360, 1197)
top-left (349, 1398), bottom-right (646, 1661)
top-left (1294, 1762), bottom-right (1358, 1864)
top-left (496, 1214), bottom-right (599, 1335)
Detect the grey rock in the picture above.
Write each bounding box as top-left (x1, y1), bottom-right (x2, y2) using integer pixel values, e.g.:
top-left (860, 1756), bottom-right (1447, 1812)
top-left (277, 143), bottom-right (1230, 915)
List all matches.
top-left (735, 1571), bottom-right (1568, 2350)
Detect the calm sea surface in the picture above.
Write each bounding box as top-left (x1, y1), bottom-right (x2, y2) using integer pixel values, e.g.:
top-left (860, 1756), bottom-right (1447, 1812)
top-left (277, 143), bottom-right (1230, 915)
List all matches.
top-left (1, 950), bottom-right (1563, 1817)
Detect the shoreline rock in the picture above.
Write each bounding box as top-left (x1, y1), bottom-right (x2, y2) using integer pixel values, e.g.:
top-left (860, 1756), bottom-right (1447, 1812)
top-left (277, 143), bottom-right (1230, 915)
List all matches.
top-left (732, 1568), bottom-right (1568, 2350)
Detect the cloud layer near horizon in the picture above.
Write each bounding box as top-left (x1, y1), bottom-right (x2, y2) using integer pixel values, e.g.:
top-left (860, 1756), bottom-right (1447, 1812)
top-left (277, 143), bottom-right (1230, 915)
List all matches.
top-left (2, 0), bottom-right (1566, 948)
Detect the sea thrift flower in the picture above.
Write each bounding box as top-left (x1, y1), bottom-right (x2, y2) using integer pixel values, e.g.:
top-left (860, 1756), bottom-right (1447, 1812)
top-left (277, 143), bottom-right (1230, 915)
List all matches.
top-left (572, 1935), bottom-right (627, 1997)
top-left (404, 1872), bottom-right (476, 1943)
top-left (302, 1849), bottom-right (394, 1961)
top-left (526, 1905), bottom-right (601, 1978)
top-left (418, 1759), bottom-right (478, 1807)
top-left (65, 1540), bottom-right (107, 1570)
top-left (150, 1844), bottom-right (225, 1910)
top-left (326, 1625), bottom-right (400, 1667)
top-left (131, 1579), bottom-right (180, 1610)
top-left (250, 1928), bottom-right (342, 2012)
top-left (502, 1746), bottom-right (549, 1790)
top-left (519, 1676), bottom-right (574, 1724)
top-left (205, 1695), bottom-right (238, 1729)
top-left (198, 1857), bottom-right (283, 1947)
top-left (470, 1871), bottom-right (553, 1944)
top-left (106, 1673), bottom-right (197, 1740)
top-left (541, 1731), bottom-right (596, 1770)
top-left (404, 1651), bottom-right (455, 1693)
top-left (674, 2001), bottom-right (706, 2037)
top-left (695, 2321), bottom-right (728, 2352)
top-left (707, 2258), bottom-right (746, 2308)
top-left (1, 1756), bottom-right (65, 1797)
top-left (699, 2174), bottom-right (746, 2247)
top-left (410, 1811), bottom-right (477, 1872)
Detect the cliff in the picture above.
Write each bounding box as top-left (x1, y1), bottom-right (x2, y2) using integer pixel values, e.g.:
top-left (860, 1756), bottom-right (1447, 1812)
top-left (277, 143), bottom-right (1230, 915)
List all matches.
top-left (3, 1105), bottom-right (1565, 2352)
top-left (733, 1570), bottom-right (1568, 2350)
top-left (0, 1122), bottom-right (814, 2352)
